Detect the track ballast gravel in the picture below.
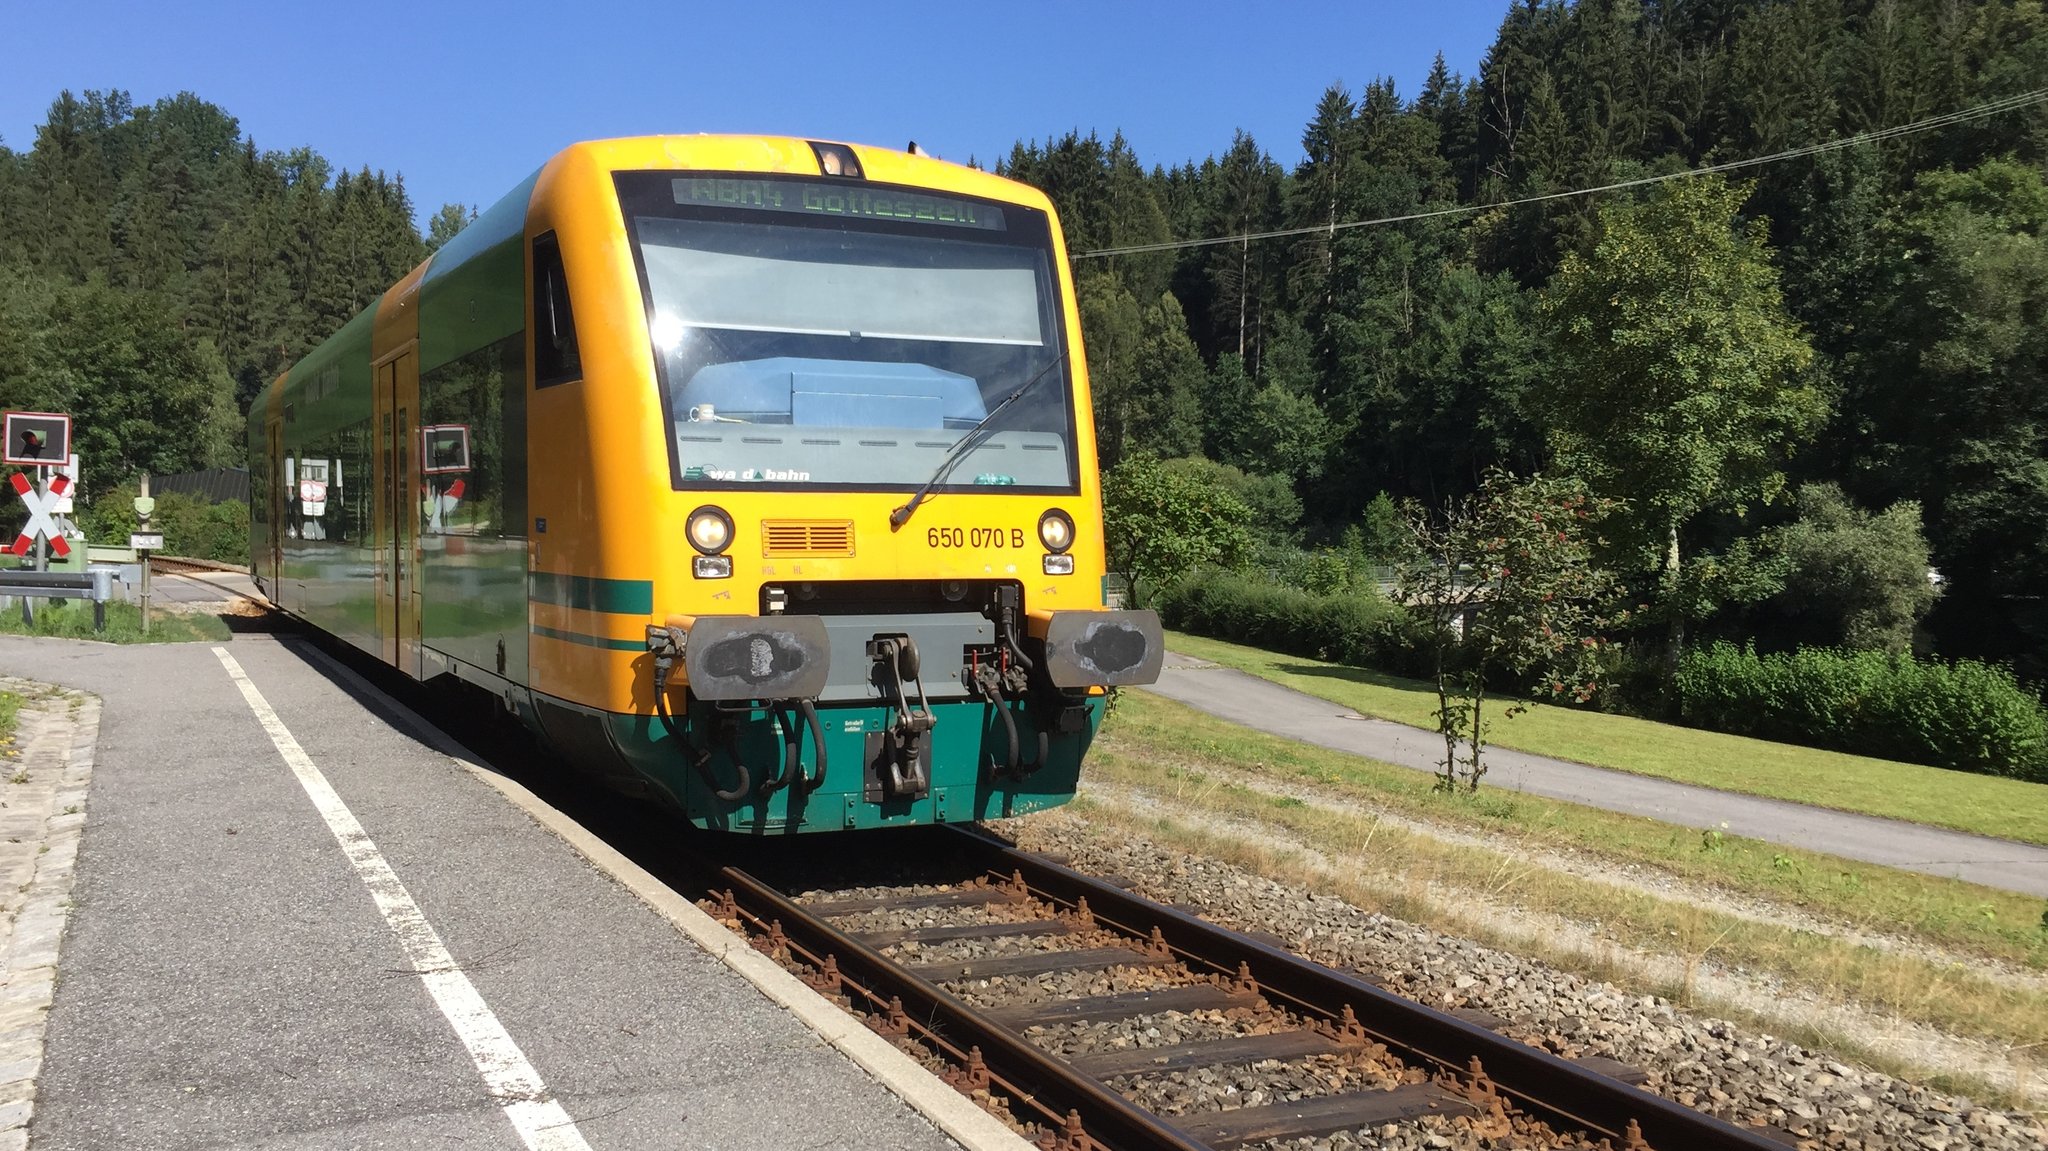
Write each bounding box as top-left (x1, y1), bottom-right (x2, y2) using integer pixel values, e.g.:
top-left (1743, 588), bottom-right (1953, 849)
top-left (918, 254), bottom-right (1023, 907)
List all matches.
top-left (1003, 812), bottom-right (2046, 1151)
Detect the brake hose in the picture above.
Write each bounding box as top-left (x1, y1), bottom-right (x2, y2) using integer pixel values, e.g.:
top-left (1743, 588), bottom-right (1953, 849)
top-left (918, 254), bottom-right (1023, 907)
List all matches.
top-left (990, 699), bottom-right (1021, 777)
top-left (652, 657), bottom-right (749, 801)
top-left (797, 700), bottom-right (828, 792)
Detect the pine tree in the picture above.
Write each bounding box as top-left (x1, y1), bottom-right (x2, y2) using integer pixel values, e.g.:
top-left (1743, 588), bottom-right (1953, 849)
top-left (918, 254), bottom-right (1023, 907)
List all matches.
top-left (1075, 269), bottom-right (1143, 469)
top-left (22, 91), bottom-right (122, 279)
top-left (425, 203), bottom-right (474, 252)
top-left (1726, 0), bottom-right (1845, 157)
top-left (1099, 131), bottom-right (1174, 304)
top-left (1288, 84), bottom-right (1359, 320)
top-left (1201, 132), bottom-right (1284, 369)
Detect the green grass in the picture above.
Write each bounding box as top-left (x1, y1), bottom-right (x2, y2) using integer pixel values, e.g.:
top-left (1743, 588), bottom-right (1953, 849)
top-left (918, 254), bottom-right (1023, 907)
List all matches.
top-left (1101, 690), bottom-right (2048, 967)
top-left (1164, 629), bottom-right (2048, 847)
top-left (0, 600), bottom-right (229, 643)
top-left (0, 691), bottom-right (19, 750)
top-left (1087, 693), bottom-right (2048, 1085)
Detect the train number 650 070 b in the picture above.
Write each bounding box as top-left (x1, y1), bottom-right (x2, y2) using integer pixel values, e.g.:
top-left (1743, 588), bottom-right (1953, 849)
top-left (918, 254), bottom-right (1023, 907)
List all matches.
top-left (927, 526), bottom-right (1026, 549)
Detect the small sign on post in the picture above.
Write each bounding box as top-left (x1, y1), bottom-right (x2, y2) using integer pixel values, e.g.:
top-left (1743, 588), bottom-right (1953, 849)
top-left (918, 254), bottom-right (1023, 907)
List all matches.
top-left (136, 478), bottom-right (155, 636)
top-left (53, 454), bottom-right (78, 515)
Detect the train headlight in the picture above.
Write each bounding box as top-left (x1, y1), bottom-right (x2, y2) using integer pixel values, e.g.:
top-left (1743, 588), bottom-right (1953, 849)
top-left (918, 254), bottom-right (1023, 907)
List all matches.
top-left (1038, 509), bottom-right (1075, 554)
top-left (686, 506), bottom-right (734, 555)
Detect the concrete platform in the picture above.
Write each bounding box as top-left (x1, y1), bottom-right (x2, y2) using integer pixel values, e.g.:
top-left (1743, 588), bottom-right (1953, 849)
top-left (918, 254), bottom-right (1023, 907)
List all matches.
top-left (0, 629), bottom-right (971, 1150)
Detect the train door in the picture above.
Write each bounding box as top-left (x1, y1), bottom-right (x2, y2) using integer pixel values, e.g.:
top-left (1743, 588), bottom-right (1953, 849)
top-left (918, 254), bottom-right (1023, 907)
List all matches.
top-left (372, 345), bottom-right (423, 675)
top-left (264, 415), bottom-right (284, 594)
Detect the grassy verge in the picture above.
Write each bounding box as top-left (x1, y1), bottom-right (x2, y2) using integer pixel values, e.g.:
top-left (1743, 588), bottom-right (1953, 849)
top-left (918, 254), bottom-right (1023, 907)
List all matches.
top-left (1060, 796), bottom-right (2040, 1105)
top-left (0, 600), bottom-right (229, 643)
top-left (0, 691), bottom-right (18, 751)
top-left (1165, 630), bottom-right (2048, 847)
top-left (1103, 691), bottom-right (2048, 965)
top-left (1088, 692), bottom-right (2048, 1094)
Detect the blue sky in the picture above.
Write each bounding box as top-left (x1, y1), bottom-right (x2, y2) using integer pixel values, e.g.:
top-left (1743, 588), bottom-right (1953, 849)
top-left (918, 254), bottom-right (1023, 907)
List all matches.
top-left (5, 1), bottom-right (1507, 226)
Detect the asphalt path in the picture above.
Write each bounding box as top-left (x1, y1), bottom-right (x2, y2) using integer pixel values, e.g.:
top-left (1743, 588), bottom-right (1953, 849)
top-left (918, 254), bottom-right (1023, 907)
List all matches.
top-left (1145, 654), bottom-right (2048, 898)
top-left (0, 629), bottom-right (961, 1151)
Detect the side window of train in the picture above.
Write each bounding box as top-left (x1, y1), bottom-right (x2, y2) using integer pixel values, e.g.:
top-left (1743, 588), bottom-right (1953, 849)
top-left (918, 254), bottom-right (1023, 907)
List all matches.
top-left (532, 231), bottom-right (582, 387)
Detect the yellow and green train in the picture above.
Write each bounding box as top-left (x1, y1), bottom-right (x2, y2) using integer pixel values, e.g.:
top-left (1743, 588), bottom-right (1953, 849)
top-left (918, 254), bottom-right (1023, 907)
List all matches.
top-left (248, 135), bottom-right (1163, 833)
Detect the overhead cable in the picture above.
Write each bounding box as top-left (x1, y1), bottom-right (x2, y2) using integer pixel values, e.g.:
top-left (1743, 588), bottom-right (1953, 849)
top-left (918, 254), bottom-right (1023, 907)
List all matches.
top-left (1074, 87), bottom-right (2048, 259)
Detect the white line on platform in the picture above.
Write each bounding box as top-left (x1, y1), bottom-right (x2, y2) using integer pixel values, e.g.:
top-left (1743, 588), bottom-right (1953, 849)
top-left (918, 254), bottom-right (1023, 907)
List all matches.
top-left (212, 647), bottom-right (593, 1151)
top-left (286, 638), bottom-right (1037, 1151)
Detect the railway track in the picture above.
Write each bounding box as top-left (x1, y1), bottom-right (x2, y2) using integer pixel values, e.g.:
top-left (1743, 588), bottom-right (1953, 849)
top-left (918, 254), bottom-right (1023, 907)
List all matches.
top-left (282, 622), bottom-right (2037, 1150)
top-left (144, 556), bottom-right (270, 611)
top-left (145, 555), bottom-right (244, 578)
top-left (683, 825), bottom-right (1795, 1151)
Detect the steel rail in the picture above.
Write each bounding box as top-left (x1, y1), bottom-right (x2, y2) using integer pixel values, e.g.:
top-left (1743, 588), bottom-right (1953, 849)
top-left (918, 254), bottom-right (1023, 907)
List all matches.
top-left (705, 862), bottom-right (1213, 1151)
top-left (946, 825), bottom-right (1789, 1151)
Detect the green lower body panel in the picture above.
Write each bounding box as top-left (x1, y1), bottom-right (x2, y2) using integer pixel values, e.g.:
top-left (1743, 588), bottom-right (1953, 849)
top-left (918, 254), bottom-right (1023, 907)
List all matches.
top-left (532, 693), bottom-right (1099, 833)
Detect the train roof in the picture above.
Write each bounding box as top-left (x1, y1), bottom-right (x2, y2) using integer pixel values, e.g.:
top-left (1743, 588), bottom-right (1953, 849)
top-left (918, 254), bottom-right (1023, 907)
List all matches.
top-left (255, 135), bottom-right (1056, 427)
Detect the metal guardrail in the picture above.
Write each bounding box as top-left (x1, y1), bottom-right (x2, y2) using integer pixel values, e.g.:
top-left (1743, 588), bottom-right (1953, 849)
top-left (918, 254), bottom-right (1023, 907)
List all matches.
top-left (0, 567), bottom-right (119, 632)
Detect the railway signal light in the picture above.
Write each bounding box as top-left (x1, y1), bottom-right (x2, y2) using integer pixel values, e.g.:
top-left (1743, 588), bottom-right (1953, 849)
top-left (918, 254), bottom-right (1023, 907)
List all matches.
top-left (2, 412), bottom-right (70, 467)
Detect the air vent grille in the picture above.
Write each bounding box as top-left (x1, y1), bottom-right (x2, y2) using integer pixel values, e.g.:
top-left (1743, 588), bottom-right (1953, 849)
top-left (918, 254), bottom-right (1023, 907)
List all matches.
top-left (761, 520), bottom-right (854, 557)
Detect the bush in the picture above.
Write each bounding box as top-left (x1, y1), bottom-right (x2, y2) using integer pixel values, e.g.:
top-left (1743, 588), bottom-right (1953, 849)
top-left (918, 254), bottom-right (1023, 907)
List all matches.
top-left (1763, 483), bottom-right (1939, 653)
top-left (1675, 642), bottom-right (2048, 780)
top-left (1250, 543), bottom-right (1387, 597)
top-left (78, 486), bottom-right (248, 565)
top-left (1299, 550), bottom-right (1351, 596)
top-left (1345, 491), bottom-right (1411, 568)
top-left (1159, 570), bottom-right (1425, 674)
top-left (1103, 454), bottom-right (1255, 607)
top-left (1157, 457), bottom-right (1302, 546)
top-left (1249, 544), bottom-right (1316, 591)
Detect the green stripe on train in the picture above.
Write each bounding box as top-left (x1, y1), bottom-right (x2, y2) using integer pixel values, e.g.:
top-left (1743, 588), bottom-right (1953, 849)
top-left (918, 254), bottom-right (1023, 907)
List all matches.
top-left (530, 625), bottom-right (646, 652)
top-left (528, 573), bottom-right (654, 615)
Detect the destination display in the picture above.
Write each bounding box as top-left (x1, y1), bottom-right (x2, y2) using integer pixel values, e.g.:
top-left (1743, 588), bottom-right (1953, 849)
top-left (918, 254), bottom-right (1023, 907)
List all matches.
top-left (672, 177), bottom-right (1005, 231)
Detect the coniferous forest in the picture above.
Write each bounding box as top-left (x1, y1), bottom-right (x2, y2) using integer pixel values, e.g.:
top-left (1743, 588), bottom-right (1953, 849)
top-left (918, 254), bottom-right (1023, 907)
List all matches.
top-left (999, 0), bottom-right (2048, 689)
top-left (0, 0), bottom-right (2044, 692)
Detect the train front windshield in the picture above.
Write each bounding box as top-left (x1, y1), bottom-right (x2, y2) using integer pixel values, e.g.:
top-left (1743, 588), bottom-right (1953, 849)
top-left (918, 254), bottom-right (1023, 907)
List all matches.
top-left (616, 172), bottom-right (1079, 493)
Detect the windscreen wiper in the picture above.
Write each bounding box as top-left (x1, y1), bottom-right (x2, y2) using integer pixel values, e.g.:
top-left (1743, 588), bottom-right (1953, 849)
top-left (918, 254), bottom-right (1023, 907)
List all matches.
top-left (889, 351), bottom-right (1068, 529)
